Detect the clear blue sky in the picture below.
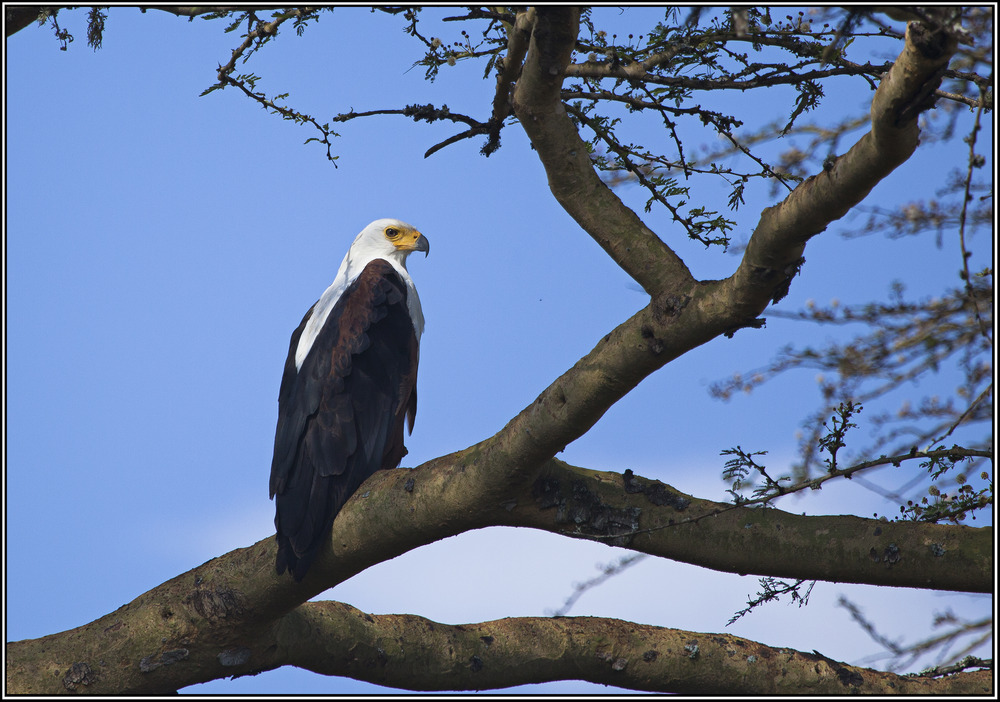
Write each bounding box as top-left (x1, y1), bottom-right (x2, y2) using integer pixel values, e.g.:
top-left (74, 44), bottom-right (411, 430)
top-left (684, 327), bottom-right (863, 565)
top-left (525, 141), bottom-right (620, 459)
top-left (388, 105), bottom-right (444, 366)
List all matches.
top-left (5, 7), bottom-right (992, 694)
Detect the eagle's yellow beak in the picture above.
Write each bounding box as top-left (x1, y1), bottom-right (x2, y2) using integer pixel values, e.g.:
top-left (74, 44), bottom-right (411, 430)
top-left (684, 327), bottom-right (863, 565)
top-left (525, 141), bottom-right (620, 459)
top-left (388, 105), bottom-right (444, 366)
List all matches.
top-left (400, 231), bottom-right (430, 257)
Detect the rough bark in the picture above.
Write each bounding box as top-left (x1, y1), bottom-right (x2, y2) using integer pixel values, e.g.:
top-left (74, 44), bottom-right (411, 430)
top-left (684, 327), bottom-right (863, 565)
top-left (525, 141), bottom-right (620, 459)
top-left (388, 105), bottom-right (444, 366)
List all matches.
top-left (504, 459), bottom-right (993, 593)
top-left (259, 603), bottom-right (993, 694)
top-left (6, 458), bottom-right (991, 694)
top-left (7, 569), bottom-right (993, 695)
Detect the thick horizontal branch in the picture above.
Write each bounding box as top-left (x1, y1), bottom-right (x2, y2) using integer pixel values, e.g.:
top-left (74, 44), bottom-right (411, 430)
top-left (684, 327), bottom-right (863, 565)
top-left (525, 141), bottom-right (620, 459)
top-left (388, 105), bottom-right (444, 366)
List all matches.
top-left (492, 459), bottom-right (993, 593)
top-left (7, 453), bottom-right (990, 693)
top-left (228, 601), bottom-right (990, 694)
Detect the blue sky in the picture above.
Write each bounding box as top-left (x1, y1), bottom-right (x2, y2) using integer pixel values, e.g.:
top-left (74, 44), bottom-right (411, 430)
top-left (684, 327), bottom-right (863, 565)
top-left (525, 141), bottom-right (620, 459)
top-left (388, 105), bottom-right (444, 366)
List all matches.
top-left (5, 7), bottom-right (992, 694)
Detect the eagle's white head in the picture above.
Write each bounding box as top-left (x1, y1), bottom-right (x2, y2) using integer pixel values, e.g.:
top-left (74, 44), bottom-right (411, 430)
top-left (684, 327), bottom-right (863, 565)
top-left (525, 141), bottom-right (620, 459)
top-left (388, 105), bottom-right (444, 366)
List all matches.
top-left (294, 219), bottom-right (429, 370)
top-left (348, 218), bottom-right (430, 269)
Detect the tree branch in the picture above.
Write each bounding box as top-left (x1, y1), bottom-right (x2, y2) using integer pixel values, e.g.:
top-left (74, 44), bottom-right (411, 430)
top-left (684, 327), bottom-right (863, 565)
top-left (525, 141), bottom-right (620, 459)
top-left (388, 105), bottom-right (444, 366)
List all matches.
top-left (141, 6), bottom-right (267, 18)
top-left (4, 5), bottom-right (49, 37)
top-left (566, 60), bottom-right (893, 91)
top-left (10, 594), bottom-right (994, 694)
top-left (205, 8), bottom-right (343, 164)
top-left (503, 15), bottom-right (961, 485)
top-left (511, 7), bottom-right (695, 296)
top-left (477, 7), bottom-right (531, 156)
top-left (722, 19), bottom-right (959, 325)
top-left (496, 459), bottom-right (992, 593)
top-left (6, 453), bottom-right (991, 693)
top-left (237, 601), bottom-right (990, 694)
top-left (479, 13), bottom-right (962, 505)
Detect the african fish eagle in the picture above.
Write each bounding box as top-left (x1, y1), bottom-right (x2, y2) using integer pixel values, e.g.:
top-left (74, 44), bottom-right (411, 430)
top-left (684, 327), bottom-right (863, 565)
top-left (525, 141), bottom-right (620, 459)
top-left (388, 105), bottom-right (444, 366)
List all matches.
top-left (269, 218), bottom-right (429, 580)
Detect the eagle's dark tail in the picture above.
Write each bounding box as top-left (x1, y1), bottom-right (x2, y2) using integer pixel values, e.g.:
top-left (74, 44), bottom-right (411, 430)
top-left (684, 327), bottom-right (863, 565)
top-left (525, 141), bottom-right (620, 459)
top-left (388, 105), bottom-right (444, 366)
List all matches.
top-left (275, 534), bottom-right (312, 582)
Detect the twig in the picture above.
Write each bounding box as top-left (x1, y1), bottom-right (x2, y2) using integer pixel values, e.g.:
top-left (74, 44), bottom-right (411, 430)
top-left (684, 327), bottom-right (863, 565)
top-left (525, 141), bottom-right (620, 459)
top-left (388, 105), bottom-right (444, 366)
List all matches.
top-left (479, 8), bottom-right (532, 156)
top-left (566, 60), bottom-right (893, 92)
top-left (924, 383), bottom-right (994, 451)
top-left (566, 102), bottom-right (731, 247)
top-left (547, 553), bottom-right (647, 617)
top-left (581, 447), bottom-right (993, 542)
top-left (838, 596), bottom-right (904, 654)
top-left (210, 8), bottom-right (341, 164)
top-left (955, 90), bottom-right (991, 341)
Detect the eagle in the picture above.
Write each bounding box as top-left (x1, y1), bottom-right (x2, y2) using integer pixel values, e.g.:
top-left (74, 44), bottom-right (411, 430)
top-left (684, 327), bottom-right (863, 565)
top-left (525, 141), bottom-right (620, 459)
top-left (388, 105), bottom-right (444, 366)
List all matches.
top-left (269, 218), bottom-right (429, 580)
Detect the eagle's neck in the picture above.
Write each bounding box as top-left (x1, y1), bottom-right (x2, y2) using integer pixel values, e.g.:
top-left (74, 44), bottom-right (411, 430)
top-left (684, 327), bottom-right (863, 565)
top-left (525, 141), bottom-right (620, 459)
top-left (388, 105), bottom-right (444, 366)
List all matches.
top-left (294, 251), bottom-right (422, 372)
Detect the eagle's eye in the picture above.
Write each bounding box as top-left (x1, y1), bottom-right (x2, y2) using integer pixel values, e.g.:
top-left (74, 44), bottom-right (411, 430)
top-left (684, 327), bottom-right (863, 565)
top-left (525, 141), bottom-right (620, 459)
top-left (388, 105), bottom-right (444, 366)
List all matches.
top-left (385, 227), bottom-right (400, 239)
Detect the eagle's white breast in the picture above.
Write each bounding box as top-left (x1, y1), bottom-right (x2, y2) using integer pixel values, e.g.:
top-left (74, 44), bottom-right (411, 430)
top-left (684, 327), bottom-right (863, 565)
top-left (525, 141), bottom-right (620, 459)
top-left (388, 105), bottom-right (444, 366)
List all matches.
top-left (294, 219), bottom-right (424, 371)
